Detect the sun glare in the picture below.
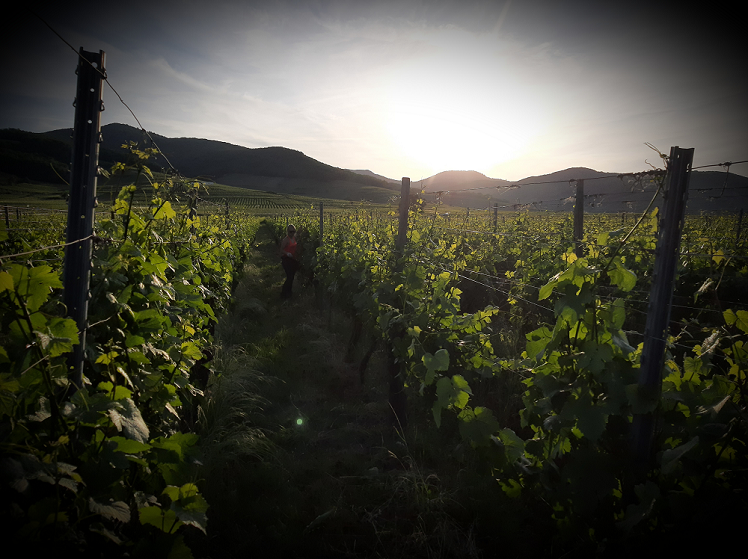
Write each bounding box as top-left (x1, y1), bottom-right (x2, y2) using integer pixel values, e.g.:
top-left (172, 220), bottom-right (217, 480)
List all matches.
top-left (378, 26), bottom-right (548, 177)
top-left (384, 95), bottom-right (541, 176)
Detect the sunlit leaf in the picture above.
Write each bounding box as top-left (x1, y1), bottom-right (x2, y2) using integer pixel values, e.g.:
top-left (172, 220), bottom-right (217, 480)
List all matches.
top-left (497, 428), bottom-right (525, 463)
top-left (0, 271), bottom-right (13, 292)
top-left (499, 478), bottom-right (522, 498)
top-left (139, 506), bottom-right (182, 533)
top-left (724, 309), bottom-right (748, 333)
top-left (108, 398), bottom-right (149, 443)
top-left (89, 499), bottom-right (131, 523)
top-left (110, 436), bottom-right (151, 454)
top-left (154, 201), bottom-right (176, 220)
top-left (607, 260), bottom-right (637, 292)
top-left (35, 317), bottom-right (79, 357)
top-left (423, 349), bottom-right (449, 373)
top-left (11, 264), bottom-right (62, 312)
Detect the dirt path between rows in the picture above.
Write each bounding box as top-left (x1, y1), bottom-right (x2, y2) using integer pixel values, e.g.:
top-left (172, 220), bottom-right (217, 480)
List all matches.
top-left (191, 223), bottom-right (498, 559)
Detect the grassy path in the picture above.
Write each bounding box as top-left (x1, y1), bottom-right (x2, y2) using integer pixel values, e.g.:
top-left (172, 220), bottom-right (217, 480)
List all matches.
top-left (194, 223), bottom-right (500, 558)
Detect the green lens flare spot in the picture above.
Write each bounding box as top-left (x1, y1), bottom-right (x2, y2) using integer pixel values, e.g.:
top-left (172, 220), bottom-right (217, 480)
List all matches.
top-left (296, 418), bottom-right (303, 426)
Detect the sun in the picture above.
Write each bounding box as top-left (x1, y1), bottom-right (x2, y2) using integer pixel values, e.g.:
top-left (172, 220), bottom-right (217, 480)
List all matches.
top-left (384, 96), bottom-right (539, 175)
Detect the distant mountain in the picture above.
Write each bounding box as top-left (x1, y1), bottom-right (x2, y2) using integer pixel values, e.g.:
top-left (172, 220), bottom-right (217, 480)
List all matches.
top-left (0, 128), bottom-right (128, 185)
top-left (351, 169), bottom-right (399, 184)
top-left (2, 124), bottom-right (745, 212)
top-left (414, 167), bottom-right (748, 214)
top-left (420, 170), bottom-right (511, 192)
top-left (41, 123), bottom-right (399, 202)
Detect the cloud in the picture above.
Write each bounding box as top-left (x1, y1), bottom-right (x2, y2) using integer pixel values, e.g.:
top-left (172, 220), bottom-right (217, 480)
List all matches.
top-left (149, 57), bottom-right (215, 93)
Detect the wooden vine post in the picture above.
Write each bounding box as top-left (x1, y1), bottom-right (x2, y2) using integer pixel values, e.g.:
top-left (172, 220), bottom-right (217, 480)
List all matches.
top-left (319, 201), bottom-right (324, 247)
top-left (574, 179), bottom-right (584, 257)
top-left (736, 208), bottom-right (743, 249)
top-left (315, 201), bottom-right (326, 314)
top-left (396, 177), bottom-right (410, 250)
top-left (632, 146), bottom-right (694, 477)
top-left (388, 177), bottom-right (411, 428)
top-left (188, 189), bottom-right (197, 235)
top-left (63, 48), bottom-right (105, 391)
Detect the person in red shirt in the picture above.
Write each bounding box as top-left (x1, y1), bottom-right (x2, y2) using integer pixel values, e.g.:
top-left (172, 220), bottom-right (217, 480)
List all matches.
top-left (279, 224), bottom-right (299, 298)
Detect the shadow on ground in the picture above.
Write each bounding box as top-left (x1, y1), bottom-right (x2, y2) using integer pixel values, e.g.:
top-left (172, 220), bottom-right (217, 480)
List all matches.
top-left (191, 223), bottom-right (505, 559)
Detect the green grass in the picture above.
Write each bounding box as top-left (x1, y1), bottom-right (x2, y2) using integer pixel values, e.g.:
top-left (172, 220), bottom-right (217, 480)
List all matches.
top-left (193, 222), bottom-right (506, 558)
top-left (0, 181), bottom-right (69, 208)
top-left (0, 176), bottom-right (395, 216)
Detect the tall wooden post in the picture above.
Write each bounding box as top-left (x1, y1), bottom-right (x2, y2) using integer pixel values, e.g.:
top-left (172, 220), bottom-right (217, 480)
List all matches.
top-left (63, 49), bottom-right (105, 391)
top-left (574, 179), bottom-right (584, 257)
top-left (493, 203), bottom-right (498, 232)
top-left (388, 177), bottom-right (411, 430)
top-left (188, 190), bottom-right (197, 236)
top-left (319, 202), bottom-right (324, 247)
top-left (736, 208), bottom-right (744, 249)
top-left (632, 146), bottom-right (694, 475)
top-left (396, 177), bottom-right (410, 252)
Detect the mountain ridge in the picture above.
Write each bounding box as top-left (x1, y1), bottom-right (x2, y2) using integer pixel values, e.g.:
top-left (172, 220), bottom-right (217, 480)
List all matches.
top-left (1, 124), bottom-right (745, 212)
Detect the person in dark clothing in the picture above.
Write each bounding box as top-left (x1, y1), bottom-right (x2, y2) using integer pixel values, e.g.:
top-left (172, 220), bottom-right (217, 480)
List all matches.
top-left (279, 224), bottom-right (299, 298)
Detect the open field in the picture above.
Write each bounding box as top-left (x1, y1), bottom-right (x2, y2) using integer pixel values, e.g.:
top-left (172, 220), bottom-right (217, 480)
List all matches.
top-left (0, 175), bottom-right (397, 215)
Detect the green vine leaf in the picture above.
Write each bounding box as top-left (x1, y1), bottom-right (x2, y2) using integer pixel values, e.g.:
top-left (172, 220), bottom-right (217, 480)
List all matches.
top-left (151, 199), bottom-right (174, 220)
top-left (10, 264), bottom-right (62, 312)
top-left (578, 340), bottom-right (613, 376)
top-left (432, 375), bottom-right (472, 427)
top-left (108, 398), bottom-right (149, 443)
top-left (89, 499), bottom-right (131, 523)
top-left (724, 309), bottom-right (748, 333)
top-left (139, 506), bottom-right (183, 533)
top-left (166, 483), bottom-right (209, 535)
top-left (660, 436), bottom-right (699, 474)
top-left (499, 478), bottom-right (522, 498)
top-left (0, 270), bottom-right (13, 292)
top-left (573, 401), bottom-right (608, 442)
top-left (423, 348), bottom-right (449, 385)
top-left (497, 428), bottom-right (525, 463)
top-left (34, 317), bottom-right (79, 357)
top-left (458, 406), bottom-right (500, 447)
top-left (110, 436), bottom-right (151, 454)
top-left (607, 259), bottom-right (637, 292)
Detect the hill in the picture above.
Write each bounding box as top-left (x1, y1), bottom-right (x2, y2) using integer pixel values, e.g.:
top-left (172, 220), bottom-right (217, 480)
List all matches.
top-left (1, 124), bottom-right (744, 212)
top-left (421, 170), bottom-right (511, 192)
top-left (351, 169), bottom-right (399, 184)
top-left (414, 167), bottom-right (747, 214)
top-left (41, 123), bottom-right (399, 203)
top-left (0, 128), bottom-right (128, 186)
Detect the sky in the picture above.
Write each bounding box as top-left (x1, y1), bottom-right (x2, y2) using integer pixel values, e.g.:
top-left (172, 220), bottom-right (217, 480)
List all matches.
top-left (2, 0), bottom-right (746, 181)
